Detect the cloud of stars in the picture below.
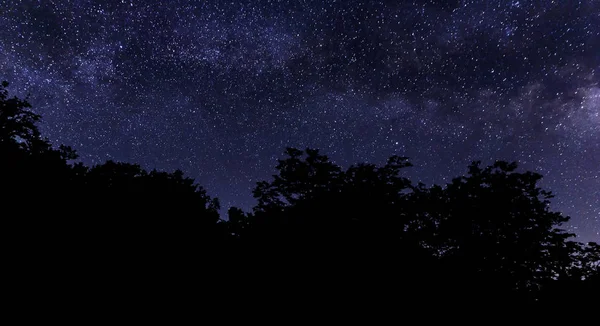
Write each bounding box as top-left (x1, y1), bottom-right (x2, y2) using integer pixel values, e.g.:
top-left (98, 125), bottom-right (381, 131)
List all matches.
top-left (1, 0), bottom-right (598, 241)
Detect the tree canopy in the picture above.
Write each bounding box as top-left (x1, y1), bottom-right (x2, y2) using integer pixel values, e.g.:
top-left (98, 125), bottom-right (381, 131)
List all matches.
top-left (1, 81), bottom-right (597, 309)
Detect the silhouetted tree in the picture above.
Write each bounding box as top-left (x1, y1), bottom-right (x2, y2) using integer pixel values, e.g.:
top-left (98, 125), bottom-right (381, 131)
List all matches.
top-left (1, 81), bottom-right (227, 263)
top-left (1, 81), bottom-right (78, 201)
top-left (232, 148), bottom-right (598, 305)
top-left (3, 80), bottom-right (598, 308)
top-left (247, 148), bottom-right (417, 251)
top-left (405, 161), bottom-right (585, 302)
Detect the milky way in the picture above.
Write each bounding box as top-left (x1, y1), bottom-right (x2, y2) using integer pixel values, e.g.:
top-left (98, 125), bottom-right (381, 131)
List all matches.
top-left (1, 0), bottom-right (598, 242)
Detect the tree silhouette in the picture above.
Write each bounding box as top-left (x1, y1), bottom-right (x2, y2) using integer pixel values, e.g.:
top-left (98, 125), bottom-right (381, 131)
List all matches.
top-left (407, 161), bottom-right (583, 302)
top-left (246, 148), bottom-right (419, 254)
top-left (2, 80), bottom-right (598, 308)
top-left (1, 81), bottom-right (227, 264)
top-left (1, 81), bottom-right (77, 200)
top-left (231, 148), bottom-right (598, 304)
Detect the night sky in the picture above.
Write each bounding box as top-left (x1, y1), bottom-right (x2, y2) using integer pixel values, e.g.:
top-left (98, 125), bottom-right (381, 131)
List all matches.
top-left (1, 0), bottom-right (598, 242)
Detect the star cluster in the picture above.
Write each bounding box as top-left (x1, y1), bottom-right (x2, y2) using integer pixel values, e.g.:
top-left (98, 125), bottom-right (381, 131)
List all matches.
top-left (1, 0), bottom-right (598, 242)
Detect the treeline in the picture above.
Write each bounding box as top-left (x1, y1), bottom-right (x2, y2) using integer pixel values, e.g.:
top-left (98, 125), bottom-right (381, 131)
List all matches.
top-left (1, 81), bottom-right (598, 308)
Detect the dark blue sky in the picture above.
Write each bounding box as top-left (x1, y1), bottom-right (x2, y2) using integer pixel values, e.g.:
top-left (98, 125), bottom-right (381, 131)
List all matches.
top-left (1, 0), bottom-right (598, 242)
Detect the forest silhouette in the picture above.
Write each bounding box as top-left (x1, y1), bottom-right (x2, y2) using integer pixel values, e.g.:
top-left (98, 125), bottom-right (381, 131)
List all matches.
top-left (1, 81), bottom-right (598, 310)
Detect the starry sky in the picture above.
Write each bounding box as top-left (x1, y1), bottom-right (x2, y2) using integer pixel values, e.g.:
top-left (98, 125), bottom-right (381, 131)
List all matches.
top-left (1, 0), bottom-right (598, 242)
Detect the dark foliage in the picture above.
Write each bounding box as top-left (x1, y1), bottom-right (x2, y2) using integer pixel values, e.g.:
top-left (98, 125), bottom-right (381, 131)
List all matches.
top-left (2, 81), bottom-right (598, 312)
